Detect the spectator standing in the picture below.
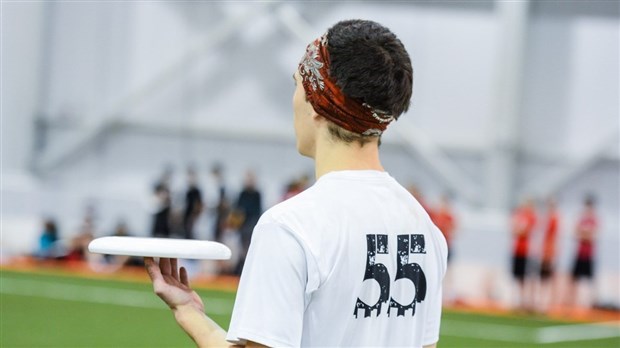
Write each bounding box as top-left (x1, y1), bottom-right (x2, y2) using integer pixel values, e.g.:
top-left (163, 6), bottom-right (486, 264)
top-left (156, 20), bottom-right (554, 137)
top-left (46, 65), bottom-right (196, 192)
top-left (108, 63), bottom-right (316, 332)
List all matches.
top-left (152, 168), bottom-right (173, 238)
top-left (408, 184), bottom-right (434, 219)
top-left (211, 164), bottom-right (229, 243)
top-left (568, 195), bottom-right (599, 309)
top-left (183, 167), bottom-right (203, 239)
top-left (511, 198), bottom-right (537, 310)
top-left (432, 193), bottom-right (457, 303)
top-left (537, 197), bottom-right (560, 312)
top-left (234, 170), bottom-right (262, 273)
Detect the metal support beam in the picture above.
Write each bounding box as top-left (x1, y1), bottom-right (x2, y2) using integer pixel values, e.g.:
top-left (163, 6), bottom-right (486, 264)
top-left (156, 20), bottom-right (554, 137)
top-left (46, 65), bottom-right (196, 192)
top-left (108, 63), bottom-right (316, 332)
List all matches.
top-left (36, 3), bottom-right (276, 173)
top-left (393, 123), bottom-right (481, 204)
top-left (485, 0), bottom-right (530, 209)
top-left (121, 119), bottom-right (294, 144)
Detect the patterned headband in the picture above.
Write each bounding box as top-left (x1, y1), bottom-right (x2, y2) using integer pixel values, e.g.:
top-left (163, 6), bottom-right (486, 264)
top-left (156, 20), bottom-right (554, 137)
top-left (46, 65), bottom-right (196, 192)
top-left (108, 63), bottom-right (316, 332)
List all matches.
top-left (298, 34), bottom-right (395, 136)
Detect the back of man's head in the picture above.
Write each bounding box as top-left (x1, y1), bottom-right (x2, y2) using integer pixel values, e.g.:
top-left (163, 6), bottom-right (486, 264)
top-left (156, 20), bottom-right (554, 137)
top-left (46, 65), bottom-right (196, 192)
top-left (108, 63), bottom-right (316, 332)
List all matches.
top-left (298, 20), bottom-right (413, 146)
top-left (327, 20), bottom-right (413, 120)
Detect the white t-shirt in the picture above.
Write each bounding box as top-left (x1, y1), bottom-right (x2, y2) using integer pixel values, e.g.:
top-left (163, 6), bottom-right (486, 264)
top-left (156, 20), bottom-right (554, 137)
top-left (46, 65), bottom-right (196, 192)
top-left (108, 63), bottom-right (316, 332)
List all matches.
top-left (226, 170), bottom-right (447, 347)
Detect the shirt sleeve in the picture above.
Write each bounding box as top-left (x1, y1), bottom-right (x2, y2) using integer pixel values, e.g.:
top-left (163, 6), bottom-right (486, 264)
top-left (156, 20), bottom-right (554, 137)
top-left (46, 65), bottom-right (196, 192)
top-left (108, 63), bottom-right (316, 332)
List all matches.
top-left (226, 221), bottom-right (309, 347)
top-left (423, 226), bottom-right (448, 346)
top-left (422, 284), bottom-right (443, 346)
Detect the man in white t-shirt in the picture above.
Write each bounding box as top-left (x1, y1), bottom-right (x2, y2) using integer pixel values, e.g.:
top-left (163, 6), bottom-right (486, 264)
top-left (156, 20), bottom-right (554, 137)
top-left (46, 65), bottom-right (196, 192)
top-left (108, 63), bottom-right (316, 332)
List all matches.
top-left (145, 19), bottom-right (448, 348)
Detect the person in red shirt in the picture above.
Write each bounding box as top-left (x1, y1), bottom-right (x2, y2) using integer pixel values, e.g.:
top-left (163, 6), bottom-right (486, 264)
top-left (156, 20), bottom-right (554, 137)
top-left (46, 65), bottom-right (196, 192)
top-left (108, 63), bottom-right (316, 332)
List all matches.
top-left (538, 197), bottom-right (560, 312)
top-left (432, 193), bottom-right (456, 304)
top-left (407, 184), bottom-right (434, 220)
top-left (432, 194), bottom-right (456, 261)
top-left (569, 195), bottom-right (598, 309)
top-left (511, 198), bottom-right (537, 310)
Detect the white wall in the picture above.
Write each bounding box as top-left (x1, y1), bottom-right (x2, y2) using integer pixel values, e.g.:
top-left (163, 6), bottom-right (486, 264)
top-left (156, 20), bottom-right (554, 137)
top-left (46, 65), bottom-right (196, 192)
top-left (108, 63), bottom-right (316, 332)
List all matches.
top-left (44, 2), bottom-right (131, 122)
top-left (522, 15), bottom-right (619, 160)
top-left (1, 2), bottom-right (44, 170)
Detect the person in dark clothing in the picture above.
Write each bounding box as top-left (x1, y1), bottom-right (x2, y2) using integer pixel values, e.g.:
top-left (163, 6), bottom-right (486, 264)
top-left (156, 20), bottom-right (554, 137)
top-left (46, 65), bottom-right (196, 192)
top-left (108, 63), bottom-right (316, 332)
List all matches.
top-left (183, 167), bottom-right (203, 239)
top-left (235, 170), bottom-right (262, 274)
top-left (211, 164), bottom-right (229, 243)
top-left (568, 194), bottom-right (599, 309)
top-left (152, 168), bottom-right (173, 238)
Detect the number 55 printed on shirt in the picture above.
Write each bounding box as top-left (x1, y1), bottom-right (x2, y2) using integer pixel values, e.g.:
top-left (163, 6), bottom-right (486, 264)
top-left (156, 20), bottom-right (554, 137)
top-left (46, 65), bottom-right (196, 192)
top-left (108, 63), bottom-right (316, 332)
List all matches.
top-left (354, 234), bottom-right (427, 318)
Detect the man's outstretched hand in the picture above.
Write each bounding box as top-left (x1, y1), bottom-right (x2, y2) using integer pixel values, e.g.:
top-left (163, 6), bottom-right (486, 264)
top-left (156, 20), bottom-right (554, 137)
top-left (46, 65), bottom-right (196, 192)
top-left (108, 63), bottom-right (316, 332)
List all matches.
top-left (144, 257), bottom-right (256, 347)
top-left (144, 257), bottom-right (204, 314)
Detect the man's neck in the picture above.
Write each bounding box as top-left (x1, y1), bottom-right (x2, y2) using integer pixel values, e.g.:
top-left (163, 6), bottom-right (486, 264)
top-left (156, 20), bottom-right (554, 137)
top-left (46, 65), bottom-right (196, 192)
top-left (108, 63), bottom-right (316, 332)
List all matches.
top-left (314, 135), bottom-right (384, 179)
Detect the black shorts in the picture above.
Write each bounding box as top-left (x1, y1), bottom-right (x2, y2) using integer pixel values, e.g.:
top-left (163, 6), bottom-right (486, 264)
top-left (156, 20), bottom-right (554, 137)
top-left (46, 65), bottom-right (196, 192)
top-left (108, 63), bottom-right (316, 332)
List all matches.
top-left (572, 258), bottom-right (593, 279)
top-left (512, 256), bottom-right (528, 281)
top-left (540, 260), bottom-right (554, 280)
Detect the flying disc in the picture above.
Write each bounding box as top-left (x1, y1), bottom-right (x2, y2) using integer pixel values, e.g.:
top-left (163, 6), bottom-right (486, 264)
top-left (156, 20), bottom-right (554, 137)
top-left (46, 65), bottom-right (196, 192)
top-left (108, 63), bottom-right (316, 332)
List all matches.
top-left (88, 236), bottom-right (231, 260)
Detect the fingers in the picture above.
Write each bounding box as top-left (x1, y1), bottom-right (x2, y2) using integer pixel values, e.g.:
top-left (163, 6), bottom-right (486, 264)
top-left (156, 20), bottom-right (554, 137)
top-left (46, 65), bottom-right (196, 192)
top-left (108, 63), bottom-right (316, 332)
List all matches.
top-left (144, 257), bottom-right (162, 282)
top-left (144, 257), bottom-right (167, 293)
top-left (171, 258), bottom-right (179, 280)
top-left (160, 257), bottom-right (171, 276)
top-left (180, 266), bottom-right (189, 286)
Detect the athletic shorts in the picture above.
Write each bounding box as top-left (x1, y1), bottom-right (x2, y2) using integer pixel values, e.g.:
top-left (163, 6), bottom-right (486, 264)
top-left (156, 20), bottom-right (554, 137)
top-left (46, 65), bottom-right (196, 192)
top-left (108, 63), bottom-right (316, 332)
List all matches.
top-left (540, 260), bottom-right (553, 280)
top-left (512, 255), bottom-right (528, 281)
top-left (572, 257), bottom-right (593, 279)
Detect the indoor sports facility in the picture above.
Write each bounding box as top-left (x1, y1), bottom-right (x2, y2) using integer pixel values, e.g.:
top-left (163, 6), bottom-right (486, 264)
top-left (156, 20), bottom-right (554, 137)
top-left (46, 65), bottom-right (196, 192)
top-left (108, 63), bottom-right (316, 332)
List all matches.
top-left (2, 1), bottom-right (619, 347)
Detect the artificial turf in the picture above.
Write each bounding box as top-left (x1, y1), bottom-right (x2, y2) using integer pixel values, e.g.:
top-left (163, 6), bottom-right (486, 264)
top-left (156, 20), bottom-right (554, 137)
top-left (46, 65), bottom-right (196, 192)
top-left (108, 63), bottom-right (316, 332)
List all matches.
top-left (1, 270), bottom-right (618, 347)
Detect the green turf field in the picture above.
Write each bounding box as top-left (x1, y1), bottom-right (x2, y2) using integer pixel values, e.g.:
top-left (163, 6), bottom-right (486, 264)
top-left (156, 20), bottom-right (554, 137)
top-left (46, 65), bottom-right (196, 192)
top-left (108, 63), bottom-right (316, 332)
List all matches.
top-left (2, 270), bottom-right (619, 347)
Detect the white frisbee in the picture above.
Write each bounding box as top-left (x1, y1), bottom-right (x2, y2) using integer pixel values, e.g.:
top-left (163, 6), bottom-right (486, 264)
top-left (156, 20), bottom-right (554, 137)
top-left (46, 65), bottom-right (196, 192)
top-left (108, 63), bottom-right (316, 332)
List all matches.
top-left (88, 236), bottom-right (231, 260)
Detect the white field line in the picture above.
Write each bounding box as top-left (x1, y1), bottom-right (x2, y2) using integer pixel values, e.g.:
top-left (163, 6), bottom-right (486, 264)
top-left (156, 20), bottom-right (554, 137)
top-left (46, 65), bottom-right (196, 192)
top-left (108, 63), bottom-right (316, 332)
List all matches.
top-left (536, 321), bottom-right (620, 344)
top-left (442, 319), bottom-right (620, 344)
top-left (0, 276), bottom-right (233, 315)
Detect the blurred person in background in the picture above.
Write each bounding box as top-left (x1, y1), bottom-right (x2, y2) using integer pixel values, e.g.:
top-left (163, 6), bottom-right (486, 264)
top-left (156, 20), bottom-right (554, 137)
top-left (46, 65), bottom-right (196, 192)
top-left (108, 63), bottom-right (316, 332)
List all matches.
top-left (281, 178), bottom-right (298, 201)
top-left (235, 170), bottom-right (262, 269)
top-left (432, 193), bottom-right (456, 260)
top-left (112, 220), bottom-right (130, 237)
top-left (35, 218), bottom-right (59, 259)
top-left (63, 208), bottom-right (97, 263)
top-left (145, 19), bottom-right (446, 347)
top-left (64, 232), bottom-right (93, 263)
top-left (211, 164), bottom-right (230, 243)
top-left (537, 197), bottom-right (560, 313)
top-left (281, 174), bottom-right (310, 201)
top-left (408, 184), bottom-right (434, 219)
top-left (151, 167), bottom-right (173, 238)
top-left (431, 193), bottom-right (457, 304)
top-left (298, 174), bottom-right (310, 193)
top-left (510, 198), bottom-right (537, 311)
top-left (110, 220), bottom-right (143, 267)
top-left (217, 210), bottom-right (244, 275)
top-left (183, 166), bottom-right (204, 240)
top-left (92, 220), bottom-right (143, 272)
top-left (568, 194), bottom-right (599, 310)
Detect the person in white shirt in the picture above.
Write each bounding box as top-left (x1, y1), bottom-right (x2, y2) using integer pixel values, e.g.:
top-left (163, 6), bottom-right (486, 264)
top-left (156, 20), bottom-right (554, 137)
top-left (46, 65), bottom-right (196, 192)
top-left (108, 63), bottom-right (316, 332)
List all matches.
top-left (145, 19), bottom-right (448, 348)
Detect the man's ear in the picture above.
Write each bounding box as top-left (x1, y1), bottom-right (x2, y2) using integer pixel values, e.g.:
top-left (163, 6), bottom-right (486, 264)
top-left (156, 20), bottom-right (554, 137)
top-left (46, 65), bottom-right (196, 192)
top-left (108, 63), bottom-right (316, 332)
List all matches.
top-left (312, 111), bottom-right (325, 122)
top-left (313, 113), bottom-right (330, 132)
